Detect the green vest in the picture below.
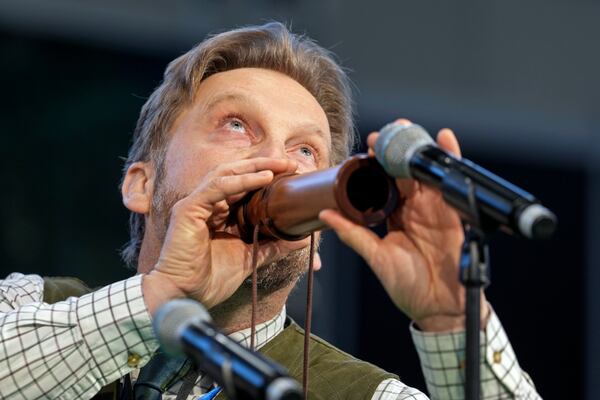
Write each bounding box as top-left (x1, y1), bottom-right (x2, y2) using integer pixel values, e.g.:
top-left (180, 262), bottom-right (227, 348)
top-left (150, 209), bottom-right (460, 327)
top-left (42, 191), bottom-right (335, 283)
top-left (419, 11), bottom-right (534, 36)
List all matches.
top-left (43, 277), bottom-right (398, 399)
top-left (236, 320), bottom-right (398, 400)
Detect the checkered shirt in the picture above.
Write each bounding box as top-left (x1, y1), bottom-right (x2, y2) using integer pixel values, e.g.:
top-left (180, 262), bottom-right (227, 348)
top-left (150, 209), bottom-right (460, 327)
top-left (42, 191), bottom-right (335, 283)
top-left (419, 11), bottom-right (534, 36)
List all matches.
top-left (0, 273), bottom-right (541, 399)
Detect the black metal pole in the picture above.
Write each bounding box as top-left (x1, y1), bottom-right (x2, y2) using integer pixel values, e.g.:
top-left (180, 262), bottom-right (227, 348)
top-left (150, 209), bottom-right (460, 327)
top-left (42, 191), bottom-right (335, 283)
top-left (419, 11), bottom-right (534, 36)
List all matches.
top-left (462, 238), bottom-right (482, 400)
top-left (465, 283), bottom-right (480, 400)
top-left (459, 175), bottom-right (490, 400)
top-left (460, 231), bottom-right (489, 400)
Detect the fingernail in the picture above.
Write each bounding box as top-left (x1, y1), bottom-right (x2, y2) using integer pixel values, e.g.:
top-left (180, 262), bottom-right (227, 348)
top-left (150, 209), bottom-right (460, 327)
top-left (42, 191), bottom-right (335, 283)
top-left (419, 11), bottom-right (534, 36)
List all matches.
top-left (318, 209), bottom-right (332, 222)
top-left (313, 253), bottom-right (322, 271)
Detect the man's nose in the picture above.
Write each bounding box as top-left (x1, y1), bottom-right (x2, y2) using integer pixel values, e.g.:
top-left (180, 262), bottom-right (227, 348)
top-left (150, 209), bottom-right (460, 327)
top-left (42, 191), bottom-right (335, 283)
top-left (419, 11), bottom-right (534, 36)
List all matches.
top-left (251, 138), bottom-right (287, 160)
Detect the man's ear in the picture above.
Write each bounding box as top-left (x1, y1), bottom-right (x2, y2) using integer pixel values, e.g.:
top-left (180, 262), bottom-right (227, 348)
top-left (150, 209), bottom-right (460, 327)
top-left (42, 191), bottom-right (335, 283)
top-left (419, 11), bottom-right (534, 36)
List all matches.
top-left (122, 162), bottom-right (154, 214)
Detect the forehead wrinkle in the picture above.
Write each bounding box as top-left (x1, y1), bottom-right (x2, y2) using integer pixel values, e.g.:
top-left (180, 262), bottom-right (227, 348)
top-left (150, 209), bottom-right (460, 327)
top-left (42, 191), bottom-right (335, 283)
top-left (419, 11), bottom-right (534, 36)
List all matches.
top-left (198, 90), bottom-right (254, 115)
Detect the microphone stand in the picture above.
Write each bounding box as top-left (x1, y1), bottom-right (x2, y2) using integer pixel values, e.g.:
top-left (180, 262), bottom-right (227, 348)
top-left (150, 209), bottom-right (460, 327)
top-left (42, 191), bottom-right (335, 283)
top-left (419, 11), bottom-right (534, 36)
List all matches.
top-left (457, 174), bottom-right (490, 400)
top-left (460, 227), bottom-right (489, 400)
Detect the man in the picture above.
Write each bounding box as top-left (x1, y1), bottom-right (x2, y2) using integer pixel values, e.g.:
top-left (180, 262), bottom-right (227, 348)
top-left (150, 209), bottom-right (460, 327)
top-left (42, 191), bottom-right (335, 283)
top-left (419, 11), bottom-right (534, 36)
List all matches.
top-left (0, 22), bottom-right (540, 399)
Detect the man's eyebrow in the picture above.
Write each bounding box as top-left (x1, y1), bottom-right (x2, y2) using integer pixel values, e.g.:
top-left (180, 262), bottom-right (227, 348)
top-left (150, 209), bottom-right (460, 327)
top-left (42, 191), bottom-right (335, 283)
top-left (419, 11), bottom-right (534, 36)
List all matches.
top-left (201, 91), bottom-right (253, 114)
top-left (296, 123), bottom-right (330, 144)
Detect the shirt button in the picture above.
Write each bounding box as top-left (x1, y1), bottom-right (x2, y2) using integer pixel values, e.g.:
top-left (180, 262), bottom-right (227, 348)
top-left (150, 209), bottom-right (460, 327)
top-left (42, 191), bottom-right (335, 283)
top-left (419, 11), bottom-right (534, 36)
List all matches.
top-left (127, 353), bottom-right (142, 367)
top-left (493, 350), bottom-right (502, 364)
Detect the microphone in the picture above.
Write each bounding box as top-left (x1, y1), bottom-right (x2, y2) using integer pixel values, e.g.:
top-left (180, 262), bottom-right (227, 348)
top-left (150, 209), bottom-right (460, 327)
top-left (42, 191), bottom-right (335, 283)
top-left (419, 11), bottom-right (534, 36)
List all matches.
top-left (153, 299), bottom-right (303, 400)
top-left (234, 154), bottom-right (398, 243)
top-left (374, 123), bottom-right (557, 239)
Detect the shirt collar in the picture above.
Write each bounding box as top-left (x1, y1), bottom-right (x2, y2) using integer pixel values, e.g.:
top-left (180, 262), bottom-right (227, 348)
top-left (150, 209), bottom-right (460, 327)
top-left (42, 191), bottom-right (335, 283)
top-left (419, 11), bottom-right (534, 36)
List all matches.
top-left (228, 306), bottom-right (287, 350)
top-left (134, 306), bottom-right (288, 398)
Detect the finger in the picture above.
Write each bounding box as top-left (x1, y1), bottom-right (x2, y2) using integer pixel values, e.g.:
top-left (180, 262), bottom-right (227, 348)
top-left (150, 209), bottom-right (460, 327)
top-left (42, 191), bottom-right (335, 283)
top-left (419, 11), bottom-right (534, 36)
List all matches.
top-left (188, 170), bottom-right (274, 215)
top-left (367, 118), bottom-right (412, 150)
top-left (437, 128), bottom-right (462, 158)
top-left (395, 178), bottom-right (419, 198)
top-left (313, 252), bottom-right (322, 271)
top-left (366, 132), bottom-right (379, 151)
top-left (318, 209), bottom-right (380, 266)
top-left (214, 157), bottom-right (297, 177)
top-left (212, 199), bottom-right (229, 214)
top-left (226, 192), bottom-right (250, 205)
top-left (205, 200), bottom-right (230, 230)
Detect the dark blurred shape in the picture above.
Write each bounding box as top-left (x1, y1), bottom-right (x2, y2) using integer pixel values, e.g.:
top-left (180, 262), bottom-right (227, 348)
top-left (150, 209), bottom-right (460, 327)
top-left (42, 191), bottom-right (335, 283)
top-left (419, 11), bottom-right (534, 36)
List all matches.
top-left (0, 28), bottom-right (169, 286)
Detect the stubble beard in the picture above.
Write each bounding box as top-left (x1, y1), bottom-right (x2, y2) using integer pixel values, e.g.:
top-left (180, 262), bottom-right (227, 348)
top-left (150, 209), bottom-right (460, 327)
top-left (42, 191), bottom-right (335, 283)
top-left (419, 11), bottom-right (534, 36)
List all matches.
top-left (151, 180), bottom-right (313, 296)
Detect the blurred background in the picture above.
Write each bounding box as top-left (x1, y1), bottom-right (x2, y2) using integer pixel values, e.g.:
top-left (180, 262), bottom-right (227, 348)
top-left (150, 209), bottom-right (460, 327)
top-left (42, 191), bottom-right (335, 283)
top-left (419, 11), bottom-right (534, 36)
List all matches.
top-left (0, 1), bottom-right (597, 398)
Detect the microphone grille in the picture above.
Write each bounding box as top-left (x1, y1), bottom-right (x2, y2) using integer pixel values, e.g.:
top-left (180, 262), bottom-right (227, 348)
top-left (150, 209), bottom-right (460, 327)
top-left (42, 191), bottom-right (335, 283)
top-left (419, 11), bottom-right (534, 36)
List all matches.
top-left (152, 298), bottom-right (212, 356)
top-left (375, 123), bottom-right (434, 178)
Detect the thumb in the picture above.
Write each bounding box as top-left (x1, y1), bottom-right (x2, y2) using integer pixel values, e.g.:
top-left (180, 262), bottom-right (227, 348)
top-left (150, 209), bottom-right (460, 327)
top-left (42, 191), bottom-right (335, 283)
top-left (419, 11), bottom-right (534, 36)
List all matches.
top-left (437, 128), bottom-right (462, 158)
top-left (318, 209), bottom-right (380, 266)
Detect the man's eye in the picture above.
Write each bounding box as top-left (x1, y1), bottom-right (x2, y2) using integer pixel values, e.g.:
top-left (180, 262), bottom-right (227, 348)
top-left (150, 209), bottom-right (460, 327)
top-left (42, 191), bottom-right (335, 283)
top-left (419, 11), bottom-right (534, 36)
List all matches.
top-left (227, 119), bottom-right (246, 133)
top-left (299, 146), bottom-right (316, 160)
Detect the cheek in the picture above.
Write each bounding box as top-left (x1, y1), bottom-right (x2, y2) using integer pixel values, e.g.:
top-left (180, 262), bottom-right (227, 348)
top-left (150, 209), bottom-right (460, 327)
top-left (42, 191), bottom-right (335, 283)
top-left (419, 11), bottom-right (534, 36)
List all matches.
top-left (293, 162), bottom-right (318, 174)
top-left (162, 143), bottom-right (214, 193)
top-left (162, 140), bottom-right (250, 194)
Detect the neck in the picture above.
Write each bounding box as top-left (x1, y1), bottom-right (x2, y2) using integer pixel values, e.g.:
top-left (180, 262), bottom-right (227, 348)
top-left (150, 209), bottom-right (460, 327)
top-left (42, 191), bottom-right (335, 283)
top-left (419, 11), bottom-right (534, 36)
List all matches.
top-left (137, 223), bottom-right (162, 275)
top-left (208, 283), bottom-right (294, 334)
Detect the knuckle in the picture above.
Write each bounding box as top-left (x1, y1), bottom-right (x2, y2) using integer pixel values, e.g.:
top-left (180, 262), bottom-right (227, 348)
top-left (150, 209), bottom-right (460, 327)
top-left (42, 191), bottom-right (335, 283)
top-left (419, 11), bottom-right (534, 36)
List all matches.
top-left (210, 165), bottom-right (234, 179)
top-left (216, 159), bottom-right (252, 175)
top-left (210, 175), bottom-right (228, 189)
top-left (219, 166), bottom-right (235, 176)
top-left (230, 166), bottom-right (247, 176)
top-left (239, 174), bottom-right (254, 186)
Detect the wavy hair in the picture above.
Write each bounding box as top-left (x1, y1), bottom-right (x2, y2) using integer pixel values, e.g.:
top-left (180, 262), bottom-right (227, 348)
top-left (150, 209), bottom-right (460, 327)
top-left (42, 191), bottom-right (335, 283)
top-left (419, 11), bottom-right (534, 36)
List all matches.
top-left (121, 22), bottom-right (355, 268)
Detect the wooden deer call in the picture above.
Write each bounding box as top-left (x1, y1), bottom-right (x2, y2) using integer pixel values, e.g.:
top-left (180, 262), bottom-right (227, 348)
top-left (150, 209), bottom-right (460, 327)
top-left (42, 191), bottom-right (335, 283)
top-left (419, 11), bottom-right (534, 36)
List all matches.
top-left (235, 154), bottom-right (398, 242)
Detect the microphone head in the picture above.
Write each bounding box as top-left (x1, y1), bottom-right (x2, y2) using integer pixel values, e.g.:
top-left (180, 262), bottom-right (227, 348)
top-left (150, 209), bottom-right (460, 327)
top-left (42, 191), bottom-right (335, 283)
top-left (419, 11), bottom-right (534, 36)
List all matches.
top-left (517, 203), bottom-right (557, 239)
top-left (374, 123), bottom-right (434, 178)
top-left (153, 298), bottom-right (212, 356)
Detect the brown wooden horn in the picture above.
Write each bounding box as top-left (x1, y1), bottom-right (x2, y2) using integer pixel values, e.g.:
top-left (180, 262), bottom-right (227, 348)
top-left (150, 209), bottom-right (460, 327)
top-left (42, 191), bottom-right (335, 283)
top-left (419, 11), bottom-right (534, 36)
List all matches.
top-left (235, 154), bottom-right (398, 243)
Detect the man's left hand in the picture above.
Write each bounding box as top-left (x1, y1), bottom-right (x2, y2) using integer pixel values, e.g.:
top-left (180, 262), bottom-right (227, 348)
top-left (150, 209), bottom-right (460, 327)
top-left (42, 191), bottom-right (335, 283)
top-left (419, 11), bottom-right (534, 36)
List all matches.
top-left (319, 120), bottom-right (489, 332)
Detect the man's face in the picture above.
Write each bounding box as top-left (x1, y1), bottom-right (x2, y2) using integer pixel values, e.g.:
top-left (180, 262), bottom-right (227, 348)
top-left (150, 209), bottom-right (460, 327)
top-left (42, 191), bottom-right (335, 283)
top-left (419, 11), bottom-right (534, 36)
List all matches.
top-left (151, 68), bottom-right (331, 292)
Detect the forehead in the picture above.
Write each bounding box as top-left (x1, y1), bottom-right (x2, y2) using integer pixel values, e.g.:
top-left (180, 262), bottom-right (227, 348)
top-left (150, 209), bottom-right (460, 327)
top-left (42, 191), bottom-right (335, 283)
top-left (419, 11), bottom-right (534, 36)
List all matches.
top-left (194, 68), bottom-right (331, 141)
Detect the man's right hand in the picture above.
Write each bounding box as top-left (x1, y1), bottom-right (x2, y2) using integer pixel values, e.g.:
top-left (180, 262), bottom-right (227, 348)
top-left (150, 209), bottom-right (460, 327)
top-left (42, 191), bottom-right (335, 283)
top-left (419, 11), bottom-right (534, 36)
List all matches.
top-left (142, 157), bottom-right (309, 315)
